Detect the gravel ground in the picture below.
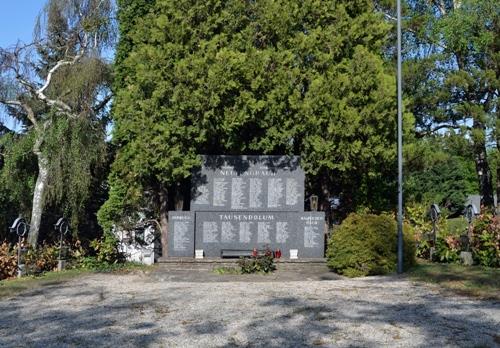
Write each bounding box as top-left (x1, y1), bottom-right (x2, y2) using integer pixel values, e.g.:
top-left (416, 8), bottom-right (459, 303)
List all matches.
top-left (0, 270), bottom-right (499, 348)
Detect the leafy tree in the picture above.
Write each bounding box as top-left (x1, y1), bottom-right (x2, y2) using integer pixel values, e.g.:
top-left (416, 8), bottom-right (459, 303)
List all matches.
top-left (0, 0), bottom-right (115, 247)
top-left (403, 0), bottom-right (499, 210)
top-left (104, 0), bottom-right (401, 253)
top-left (404, 135), bottom-right (477, 214)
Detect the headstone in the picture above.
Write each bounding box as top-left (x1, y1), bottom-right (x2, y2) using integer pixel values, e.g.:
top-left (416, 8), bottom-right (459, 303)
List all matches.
top-left (460, 251), bottom-right (473, 266)
top-left (167, 212), bottom-right (195, 257)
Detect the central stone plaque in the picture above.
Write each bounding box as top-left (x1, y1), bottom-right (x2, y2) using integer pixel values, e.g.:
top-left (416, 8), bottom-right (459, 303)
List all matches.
top-left (195, 211), bottom-right (297, 257)
top-left (191, 155), bottom-right (304, 212)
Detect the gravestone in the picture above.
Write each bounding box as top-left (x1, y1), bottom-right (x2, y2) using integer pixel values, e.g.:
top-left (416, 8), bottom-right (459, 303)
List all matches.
top-left (167, 155), bottom-right (324, 259)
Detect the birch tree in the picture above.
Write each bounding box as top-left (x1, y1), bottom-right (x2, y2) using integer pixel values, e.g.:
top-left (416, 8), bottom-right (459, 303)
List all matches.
top-left (0, 0), bottom-right (115, 247)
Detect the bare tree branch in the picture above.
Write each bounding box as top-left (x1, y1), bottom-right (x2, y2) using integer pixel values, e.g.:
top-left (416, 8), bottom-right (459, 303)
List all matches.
top-left (415, 123), bottom-right (470, 138)
top-left (93, 93), bottom-right (112, 114)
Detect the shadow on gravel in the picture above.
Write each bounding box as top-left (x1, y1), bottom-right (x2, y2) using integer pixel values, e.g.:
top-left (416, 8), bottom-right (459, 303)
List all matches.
top-left (0, 297), bottom-right (173, 347)
top-left (1, 279), bottom-right (498, 347)
top-left (224, 293), bottom-right (499, 347)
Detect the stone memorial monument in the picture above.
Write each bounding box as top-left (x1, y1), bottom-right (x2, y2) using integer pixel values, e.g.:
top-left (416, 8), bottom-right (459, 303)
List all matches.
top-left (167, 155), bottom-right (325, 258)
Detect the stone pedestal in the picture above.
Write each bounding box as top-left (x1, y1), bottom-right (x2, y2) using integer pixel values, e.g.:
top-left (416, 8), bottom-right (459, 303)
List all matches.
top-left (17, 264), bottom-right (26, 278)
top-left (429, 247), bottom-right (436, 261)
top-left (57, 259), bottom-right (66, 271)
top-left (460, 251), bottom-right (473, 266)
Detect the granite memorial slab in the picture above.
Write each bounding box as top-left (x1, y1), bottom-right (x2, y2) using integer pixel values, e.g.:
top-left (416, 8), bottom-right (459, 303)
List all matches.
top-left (195, 211), bottom-right (298, 258)
top-left (167, 211), bottom-right (195, 257)
top-left (191, 155), bottom-right (305, 212)
top-left (296, 212), bottom-right (326, 258)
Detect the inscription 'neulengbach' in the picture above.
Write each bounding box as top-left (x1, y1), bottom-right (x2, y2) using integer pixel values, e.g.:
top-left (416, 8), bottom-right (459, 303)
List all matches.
top-left (218, 170), bottom-right (277, 176)
top-left (219, 214), bottom-right (274, 221)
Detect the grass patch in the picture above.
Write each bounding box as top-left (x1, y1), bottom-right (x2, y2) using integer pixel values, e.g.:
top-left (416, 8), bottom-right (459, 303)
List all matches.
top-left (0, 262), bottom-right (153, 300)
top-left (407, 260), bottom-right (500, 300)
top-left (213, 266), bottom-right (241, 275)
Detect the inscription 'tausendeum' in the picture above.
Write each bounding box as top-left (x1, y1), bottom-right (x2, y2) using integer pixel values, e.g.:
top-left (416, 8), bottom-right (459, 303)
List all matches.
top-left (219, 214), bottom-right (275, 221)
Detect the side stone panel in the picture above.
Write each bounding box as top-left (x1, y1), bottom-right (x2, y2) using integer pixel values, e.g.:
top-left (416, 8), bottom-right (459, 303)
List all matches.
top-left (167, 211), bottom-right (195, 257)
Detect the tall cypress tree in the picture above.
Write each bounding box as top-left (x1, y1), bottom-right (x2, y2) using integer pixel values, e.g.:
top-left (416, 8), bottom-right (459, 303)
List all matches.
top-left (101, 0), bottom-right (399, 252)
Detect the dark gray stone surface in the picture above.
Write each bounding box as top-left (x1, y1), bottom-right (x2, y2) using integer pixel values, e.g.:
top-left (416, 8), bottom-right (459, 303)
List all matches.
top-left (195, 211), bottom-right (298, 258)
top-left (297, 212), bottom-right (326, 258)
top-left (194, 211), bottom-right (325, 258)
top-left (191, 155), bottom-right (305, 212)
top-left (167, 212), bottom-right (195, 257)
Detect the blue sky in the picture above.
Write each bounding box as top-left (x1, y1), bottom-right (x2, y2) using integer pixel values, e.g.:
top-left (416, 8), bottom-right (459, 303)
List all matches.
top-left (0, 2), bottom-right (49, 131)
top-left (0, 2), bottom-right (45, 48)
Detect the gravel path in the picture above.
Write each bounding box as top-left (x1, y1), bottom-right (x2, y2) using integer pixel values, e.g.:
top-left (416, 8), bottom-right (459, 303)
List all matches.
top-left (0, 270), bottom-right (499, 347)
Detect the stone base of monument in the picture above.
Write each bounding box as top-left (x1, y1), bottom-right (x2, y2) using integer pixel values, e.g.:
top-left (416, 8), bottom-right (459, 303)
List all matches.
top-left (57, 259), bottom-right (66, 271)
top-left (460, 251), bottom-right (473, 266)
top-left (429, 247), bottom-right (436, 261)
top-left (17, 264), bottom-right (26, 278)
top-left (158, 257), bottom-right (326, 264)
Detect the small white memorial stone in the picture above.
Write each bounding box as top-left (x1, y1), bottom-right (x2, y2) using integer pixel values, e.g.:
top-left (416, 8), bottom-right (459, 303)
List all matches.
top-left (195, 249), bottom-right (204, 259)
top-left (290, 249), bottom-right (298, 259)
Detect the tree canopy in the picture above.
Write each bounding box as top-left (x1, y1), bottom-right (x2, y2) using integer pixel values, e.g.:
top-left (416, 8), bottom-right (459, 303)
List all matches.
top-left (100, 0), bottom-right (403, 246)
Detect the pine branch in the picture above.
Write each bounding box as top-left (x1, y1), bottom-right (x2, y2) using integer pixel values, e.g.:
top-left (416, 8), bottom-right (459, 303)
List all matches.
top-left (415, 123), bottom-right (470, 138)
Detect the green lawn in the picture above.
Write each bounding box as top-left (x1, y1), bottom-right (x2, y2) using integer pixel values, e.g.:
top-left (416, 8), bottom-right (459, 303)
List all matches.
top-left (407, 261), bottom-right (500, 300)
top-left (0, 263), bottom-right (153, 300)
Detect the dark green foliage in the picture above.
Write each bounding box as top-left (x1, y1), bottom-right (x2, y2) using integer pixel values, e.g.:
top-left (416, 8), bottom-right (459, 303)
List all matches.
top-left (403, 0), bottom-right (499, 209)
top-left (103, 0), bottom-right (401, 230)
top-left (404, 136), bottom-right (477, 215)
top-left (0, 133), bottom-right (37, 241)
top-left (88, 232), bottom-right (125, 265)
top-left (471, 213), bottom-right (499, 267)
top-left (326, 213), bottom-right (416, 277)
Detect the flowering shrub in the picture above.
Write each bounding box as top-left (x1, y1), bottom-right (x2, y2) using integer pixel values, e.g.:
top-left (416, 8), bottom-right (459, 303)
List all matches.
top-left (0, 241), bottom-right (17, 280)
top-left (433, 236), bottom-right (461, 263)
top-left (471, 213), bottom-right (499, 267)
top-left (238, 248), bottom-right (276, 273)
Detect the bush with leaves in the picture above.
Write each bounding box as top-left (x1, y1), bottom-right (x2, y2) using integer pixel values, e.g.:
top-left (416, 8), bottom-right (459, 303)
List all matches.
top-left (238, 249), bottom-right (276, 274)
top-left (471, 213), bottom-right (499, 267)
top-left (78, 232), bottom-right (125, 269)
top-left (432, 236), bottom-right (461, 263)
top-left (0, 242), bottom-right (18, 280)
top-left (23, 243), bottom-right (59, 274)
top-left (327, 213), bottom-right (416, 277)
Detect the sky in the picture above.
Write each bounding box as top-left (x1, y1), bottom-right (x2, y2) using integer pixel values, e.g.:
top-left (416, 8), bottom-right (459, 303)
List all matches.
top-left (0, 2), bottom-right (45, 48)
top-left (0, 2), bottom-right (46, 130)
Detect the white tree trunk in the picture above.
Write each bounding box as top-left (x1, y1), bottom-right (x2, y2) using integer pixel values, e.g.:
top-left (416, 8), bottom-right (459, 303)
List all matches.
top-left (28, 153), bottom-right (49, 248)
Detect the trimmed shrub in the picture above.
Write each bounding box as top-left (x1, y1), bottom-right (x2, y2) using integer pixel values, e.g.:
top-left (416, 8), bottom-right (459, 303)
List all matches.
top-left (327, 213), bottom-right (416, 277)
